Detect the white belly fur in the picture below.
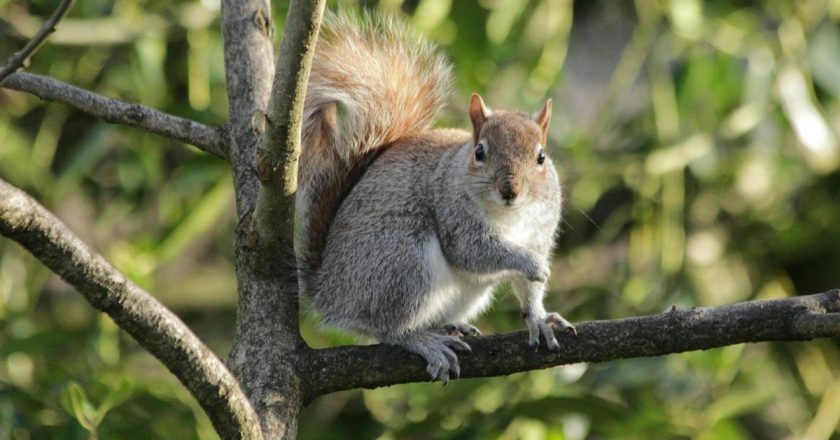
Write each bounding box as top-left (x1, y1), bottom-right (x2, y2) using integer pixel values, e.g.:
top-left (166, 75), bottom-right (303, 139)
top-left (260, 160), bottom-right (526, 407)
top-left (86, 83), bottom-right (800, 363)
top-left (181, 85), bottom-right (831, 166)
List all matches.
top-left (405, 207), bottom-right (543, 332)
top-left (402, 238), bottom-right (496, 332)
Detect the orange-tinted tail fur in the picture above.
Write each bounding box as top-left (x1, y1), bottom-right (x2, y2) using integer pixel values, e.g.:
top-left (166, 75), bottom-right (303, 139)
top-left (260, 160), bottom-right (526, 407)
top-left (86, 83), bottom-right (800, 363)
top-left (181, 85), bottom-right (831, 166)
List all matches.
top-left (296, 11), bottom-right (452, 295)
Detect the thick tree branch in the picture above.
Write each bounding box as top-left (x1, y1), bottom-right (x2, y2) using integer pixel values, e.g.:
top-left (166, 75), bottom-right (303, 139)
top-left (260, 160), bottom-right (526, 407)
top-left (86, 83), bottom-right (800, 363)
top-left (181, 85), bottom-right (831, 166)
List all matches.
top-left (220, 0), bottom-right (273, 124)
top-left (0, 178), bottom-right (260, 440)
top-left (219, 0), bottom-right (273, 184)
top-left (252, 0), bottom-right (325, 250)
top-left (1, 72), bottom-right (227, 159)
top-left (303, 289), bottom-right (840, 400)
top-left (0, 0), bottom-right (75, 82)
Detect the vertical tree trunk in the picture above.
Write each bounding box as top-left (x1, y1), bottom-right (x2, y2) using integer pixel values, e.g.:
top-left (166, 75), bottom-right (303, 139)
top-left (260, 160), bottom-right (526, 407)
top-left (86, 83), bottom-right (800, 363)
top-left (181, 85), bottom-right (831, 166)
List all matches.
top-left (219, 1), bottom-right (325, 437)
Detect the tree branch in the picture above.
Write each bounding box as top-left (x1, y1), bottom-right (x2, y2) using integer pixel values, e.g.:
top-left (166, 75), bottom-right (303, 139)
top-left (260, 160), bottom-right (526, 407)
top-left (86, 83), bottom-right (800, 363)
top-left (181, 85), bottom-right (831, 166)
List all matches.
top-left (0, 178), bottom-right (260, 440)
top-left (219, 0), bottom-right (273, 181)
top-left (0, 0), bottom-right (75, 82)
top-left (1, 72), bottom-right (227, 159)
top-left (252, 0), bottom-right (325, 250)
top-left (303, 289), bottom-right (840, 400)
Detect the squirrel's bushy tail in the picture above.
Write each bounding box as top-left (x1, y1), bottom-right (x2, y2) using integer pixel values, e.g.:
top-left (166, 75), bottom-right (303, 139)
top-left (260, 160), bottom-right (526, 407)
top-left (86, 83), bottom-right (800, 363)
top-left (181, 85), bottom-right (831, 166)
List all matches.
top-left (297, 11), bottom-right (452, 294)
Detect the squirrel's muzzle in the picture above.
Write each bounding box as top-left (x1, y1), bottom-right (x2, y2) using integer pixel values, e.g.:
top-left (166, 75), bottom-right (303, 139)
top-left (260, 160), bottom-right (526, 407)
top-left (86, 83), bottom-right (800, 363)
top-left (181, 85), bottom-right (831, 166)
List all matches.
top-left (498, 179), bottom-right (519, 201)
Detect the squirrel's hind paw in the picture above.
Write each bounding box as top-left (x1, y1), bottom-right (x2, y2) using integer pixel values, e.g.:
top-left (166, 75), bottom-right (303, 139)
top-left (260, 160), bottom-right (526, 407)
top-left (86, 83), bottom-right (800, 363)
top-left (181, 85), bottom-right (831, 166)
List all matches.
top-left (388, 332), bottom-right (471, 384)
top-left (526, 311), bottom-right (576, 351)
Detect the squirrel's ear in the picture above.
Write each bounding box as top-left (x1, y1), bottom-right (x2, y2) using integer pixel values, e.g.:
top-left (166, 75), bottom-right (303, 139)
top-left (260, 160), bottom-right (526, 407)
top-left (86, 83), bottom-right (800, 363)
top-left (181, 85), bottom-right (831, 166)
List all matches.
top-left (469, 93), bottom-right (489, 143)
top-left (533, 98), bottom-right (553, 145)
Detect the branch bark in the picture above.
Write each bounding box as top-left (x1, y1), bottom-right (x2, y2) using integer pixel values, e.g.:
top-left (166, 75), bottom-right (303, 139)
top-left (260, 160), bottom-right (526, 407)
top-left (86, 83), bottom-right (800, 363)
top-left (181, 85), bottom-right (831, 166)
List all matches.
top-left (0, 178), bottom-right (260, 440)
top-left (0, 0), bottom-right (75, 82)
top-left (303, 289), bottom-right (840, 399)
top-left (219, 0), bottom-right (273, 191)
top-left (1, 72), bottom-right (226, 159)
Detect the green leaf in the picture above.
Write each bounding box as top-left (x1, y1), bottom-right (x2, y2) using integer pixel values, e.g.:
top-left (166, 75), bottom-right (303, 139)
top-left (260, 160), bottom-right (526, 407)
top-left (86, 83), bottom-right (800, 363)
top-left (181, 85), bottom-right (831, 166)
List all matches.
top-left (61, 382), bottom-right (96, 431)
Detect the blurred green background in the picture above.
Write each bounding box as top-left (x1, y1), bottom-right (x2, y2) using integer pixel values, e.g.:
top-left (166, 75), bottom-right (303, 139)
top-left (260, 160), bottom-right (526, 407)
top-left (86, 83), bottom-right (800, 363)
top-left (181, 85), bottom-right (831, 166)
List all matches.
top-left (2, 0), bottom-right (840, 438)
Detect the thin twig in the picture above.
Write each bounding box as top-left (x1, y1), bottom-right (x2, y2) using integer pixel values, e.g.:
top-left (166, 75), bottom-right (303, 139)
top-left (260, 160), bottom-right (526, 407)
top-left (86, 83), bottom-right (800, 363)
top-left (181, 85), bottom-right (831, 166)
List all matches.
top-left (0, 178), bottom-right (260, 440)
top-left (0, 0), bottom-right (76, 82)
top-left (1, 72), bottom-right (227, 159)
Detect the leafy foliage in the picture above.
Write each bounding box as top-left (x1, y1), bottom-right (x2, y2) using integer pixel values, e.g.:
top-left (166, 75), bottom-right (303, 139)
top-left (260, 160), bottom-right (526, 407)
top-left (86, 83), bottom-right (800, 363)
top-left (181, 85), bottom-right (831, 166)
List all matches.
top-left (2, 0), bottom-right (840, 438)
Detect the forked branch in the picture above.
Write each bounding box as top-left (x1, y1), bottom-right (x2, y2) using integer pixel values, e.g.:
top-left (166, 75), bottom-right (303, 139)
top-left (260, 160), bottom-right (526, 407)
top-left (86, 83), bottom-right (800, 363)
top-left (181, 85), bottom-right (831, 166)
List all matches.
top-left (0, 178), bottom-right (259, 440)
top-left (0, 0), bottom-right (75, 82)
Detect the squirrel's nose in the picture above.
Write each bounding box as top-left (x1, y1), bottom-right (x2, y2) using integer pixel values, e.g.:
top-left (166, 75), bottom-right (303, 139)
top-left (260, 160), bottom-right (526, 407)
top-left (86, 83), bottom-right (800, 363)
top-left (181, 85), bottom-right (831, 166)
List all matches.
top-left (499, 181), bottom-right (518, 201)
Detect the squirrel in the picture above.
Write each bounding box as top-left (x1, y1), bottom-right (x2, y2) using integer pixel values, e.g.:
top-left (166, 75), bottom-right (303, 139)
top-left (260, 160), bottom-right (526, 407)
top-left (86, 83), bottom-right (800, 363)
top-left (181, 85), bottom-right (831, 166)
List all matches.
top-left (296, 11), bottom-right (576, 383)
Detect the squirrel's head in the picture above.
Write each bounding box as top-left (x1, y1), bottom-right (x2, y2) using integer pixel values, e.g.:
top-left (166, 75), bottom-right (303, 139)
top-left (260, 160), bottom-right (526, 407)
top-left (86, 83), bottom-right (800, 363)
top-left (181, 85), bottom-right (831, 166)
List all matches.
top-left (467, 93), bottom-right (553, 210)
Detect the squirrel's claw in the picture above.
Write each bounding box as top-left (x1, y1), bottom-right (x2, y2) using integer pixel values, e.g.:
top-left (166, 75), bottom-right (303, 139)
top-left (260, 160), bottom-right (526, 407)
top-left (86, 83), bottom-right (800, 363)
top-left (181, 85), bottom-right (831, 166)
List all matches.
top-left (392, 332), bottom-right (471, 384)
top-left (427, 343), bottom-right (459, 384)
top-left (525, 311), bottom-right (576, 351)
top-left (442, 334), bottom-right (472, 353)
top-left (546, 312), bottom-right (577, 336)
top-left (441, 323), bottom-right (481, 337)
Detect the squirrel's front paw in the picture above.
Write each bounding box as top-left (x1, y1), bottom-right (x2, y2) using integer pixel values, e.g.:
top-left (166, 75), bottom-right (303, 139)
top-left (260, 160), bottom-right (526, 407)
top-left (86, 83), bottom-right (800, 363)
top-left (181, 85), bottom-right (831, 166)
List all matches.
top-left (523, 257), bottom-right (550, 283)
top-left (525, 311), bottom-right (576, 350)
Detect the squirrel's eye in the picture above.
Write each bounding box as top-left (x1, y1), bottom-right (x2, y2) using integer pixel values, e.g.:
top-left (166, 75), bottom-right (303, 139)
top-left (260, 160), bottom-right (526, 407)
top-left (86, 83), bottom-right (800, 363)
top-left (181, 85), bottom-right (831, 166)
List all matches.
top-left (475, 143), bottom-right (486, 162)
top-left (537, 149), bottom-right (546, 165)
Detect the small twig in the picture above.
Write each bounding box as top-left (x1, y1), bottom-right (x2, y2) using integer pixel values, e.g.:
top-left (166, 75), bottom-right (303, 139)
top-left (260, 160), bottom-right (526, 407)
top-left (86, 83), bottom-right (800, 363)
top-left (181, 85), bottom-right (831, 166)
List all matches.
top-left (0, 0), bottom-right (76, 82)
top-left (0, 178), bottom-right (260, 440)
top-left (1, 72), bottom-right (227, 159)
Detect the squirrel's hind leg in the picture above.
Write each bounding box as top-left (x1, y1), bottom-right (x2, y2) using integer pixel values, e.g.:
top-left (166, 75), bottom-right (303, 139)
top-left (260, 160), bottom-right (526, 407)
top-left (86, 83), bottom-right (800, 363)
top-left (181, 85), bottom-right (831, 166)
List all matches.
top-left (385, 331), bottom-right (471, 384)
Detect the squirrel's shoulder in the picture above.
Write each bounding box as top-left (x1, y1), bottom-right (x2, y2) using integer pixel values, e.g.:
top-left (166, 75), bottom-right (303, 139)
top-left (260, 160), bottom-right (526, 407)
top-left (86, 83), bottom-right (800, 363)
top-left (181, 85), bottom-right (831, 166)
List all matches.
top-left (355, 129), bottom-right (471, 189)
top-left (386, 129), bottom-right (472, 156)
top-left (368, 129), bottom-right (472, 173)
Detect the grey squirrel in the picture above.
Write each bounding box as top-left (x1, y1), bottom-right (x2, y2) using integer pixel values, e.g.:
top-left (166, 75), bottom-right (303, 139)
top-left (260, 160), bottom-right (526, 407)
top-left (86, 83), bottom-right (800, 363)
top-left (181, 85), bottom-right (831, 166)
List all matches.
top-left (296, 11), bottom-right (575, 383)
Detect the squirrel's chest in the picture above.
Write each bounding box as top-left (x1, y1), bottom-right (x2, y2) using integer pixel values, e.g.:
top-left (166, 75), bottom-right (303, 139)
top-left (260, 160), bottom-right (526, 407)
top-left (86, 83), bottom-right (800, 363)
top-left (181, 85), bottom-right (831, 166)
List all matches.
top-left (490, 205), bottom-right (551, 249)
